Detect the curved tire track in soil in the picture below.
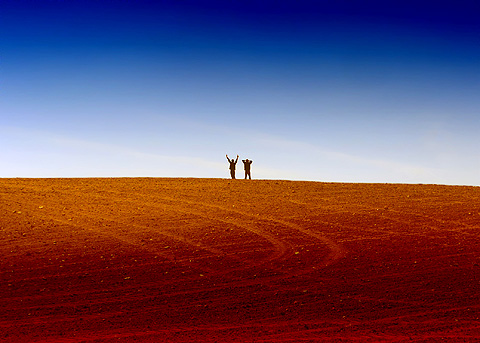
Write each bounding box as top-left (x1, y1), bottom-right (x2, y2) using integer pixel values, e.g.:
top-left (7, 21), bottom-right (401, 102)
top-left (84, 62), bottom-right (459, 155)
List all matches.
top-left (150, 195), bottom-right (347, 273)
top-left (26, 182), bottom-right (342, 279)
top-left (70, 186), bottom-right (346, 283)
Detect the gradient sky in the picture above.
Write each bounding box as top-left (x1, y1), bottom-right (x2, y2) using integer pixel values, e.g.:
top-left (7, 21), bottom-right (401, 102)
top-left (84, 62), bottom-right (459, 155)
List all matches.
top-left (1, 0), bottom-right (479, 184)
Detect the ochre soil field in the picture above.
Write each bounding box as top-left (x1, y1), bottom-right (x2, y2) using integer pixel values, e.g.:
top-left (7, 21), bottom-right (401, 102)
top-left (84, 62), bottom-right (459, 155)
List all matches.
top-left (1, 178), bottom-right (480, 342)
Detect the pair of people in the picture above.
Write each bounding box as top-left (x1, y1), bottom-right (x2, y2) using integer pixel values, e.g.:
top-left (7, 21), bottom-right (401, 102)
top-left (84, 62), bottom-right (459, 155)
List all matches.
top-left (226, 154), bottom-right (253, 180)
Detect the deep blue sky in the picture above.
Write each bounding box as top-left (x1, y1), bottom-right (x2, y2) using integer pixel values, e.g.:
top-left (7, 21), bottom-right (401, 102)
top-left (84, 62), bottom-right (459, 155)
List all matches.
top-left (1, 0), bottom-right (479, 184)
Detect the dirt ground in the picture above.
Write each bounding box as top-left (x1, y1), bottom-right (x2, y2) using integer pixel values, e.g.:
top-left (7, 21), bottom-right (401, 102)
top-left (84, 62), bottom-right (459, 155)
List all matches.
top-left (1, 178), bottom-right (480, 342)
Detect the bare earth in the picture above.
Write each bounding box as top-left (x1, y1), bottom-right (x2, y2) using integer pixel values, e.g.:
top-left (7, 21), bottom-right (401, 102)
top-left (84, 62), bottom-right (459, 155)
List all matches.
top-left (1, 178), bottom-right (480, 342)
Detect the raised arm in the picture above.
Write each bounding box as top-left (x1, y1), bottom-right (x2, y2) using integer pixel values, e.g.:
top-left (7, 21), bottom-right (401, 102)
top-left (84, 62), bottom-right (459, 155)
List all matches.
top-left (226, 154), bottom-right (231, 162)
top-left (235, 155), bottom-right (239, 163)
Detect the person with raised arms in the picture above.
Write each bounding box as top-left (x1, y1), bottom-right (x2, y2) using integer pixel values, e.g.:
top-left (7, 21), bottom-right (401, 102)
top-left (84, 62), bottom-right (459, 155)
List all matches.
top-left (226, 154), bottom-right (239, 179)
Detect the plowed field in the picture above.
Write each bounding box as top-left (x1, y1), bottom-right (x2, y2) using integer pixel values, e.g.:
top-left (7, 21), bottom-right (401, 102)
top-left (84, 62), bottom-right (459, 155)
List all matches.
top-left (1, 178), bottom-right (480, 342)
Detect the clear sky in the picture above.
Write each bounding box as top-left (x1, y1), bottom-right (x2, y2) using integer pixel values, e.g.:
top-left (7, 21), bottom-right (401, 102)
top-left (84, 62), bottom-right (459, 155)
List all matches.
top-left (1, 0), bottom-right (479, 185)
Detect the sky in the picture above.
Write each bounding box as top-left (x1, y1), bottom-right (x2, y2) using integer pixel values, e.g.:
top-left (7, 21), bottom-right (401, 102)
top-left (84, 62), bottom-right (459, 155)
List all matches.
top-left (1, 0), bottom-right (479, 185)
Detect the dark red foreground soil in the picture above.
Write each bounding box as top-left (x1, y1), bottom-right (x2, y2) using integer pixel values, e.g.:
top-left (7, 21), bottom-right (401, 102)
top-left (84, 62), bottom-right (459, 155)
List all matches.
top-left (1, 178), bottom-right (480, 342)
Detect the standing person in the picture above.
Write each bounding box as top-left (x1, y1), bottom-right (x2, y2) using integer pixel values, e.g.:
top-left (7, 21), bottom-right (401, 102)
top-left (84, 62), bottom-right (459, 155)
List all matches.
top-left (242, 158), bottom-right (253, 179)
top-left (226, 154), bottom-right (239, 179)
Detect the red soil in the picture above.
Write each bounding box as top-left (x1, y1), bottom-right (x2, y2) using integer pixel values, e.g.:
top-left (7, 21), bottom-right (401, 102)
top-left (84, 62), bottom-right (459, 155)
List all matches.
top-left (1, 178), bottom-right (480, 342)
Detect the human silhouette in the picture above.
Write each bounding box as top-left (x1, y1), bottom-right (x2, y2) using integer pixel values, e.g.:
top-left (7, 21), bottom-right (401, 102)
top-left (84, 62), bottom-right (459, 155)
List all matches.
top-left (242, 158), bottom-right (253, 179)
top-left (226, 154), bottom-right (239, 179)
